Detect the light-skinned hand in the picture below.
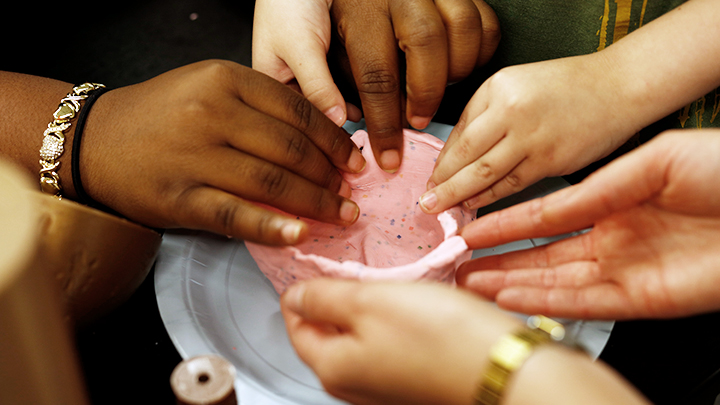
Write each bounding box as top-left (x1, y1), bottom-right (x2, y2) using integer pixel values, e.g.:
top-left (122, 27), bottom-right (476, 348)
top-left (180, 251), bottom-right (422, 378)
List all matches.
top-left (281, 278), bottom-right (519, 405)
top-left (421, 0), bottom-right (720, 214)
top-left (281, 278), bottom-right (648, 405)
top-left (419, 53), bottom-right (639, 214)
top-left (456, 129), bottom-right (720, 320)
top-left (252, 0), bottom-right (362, 127)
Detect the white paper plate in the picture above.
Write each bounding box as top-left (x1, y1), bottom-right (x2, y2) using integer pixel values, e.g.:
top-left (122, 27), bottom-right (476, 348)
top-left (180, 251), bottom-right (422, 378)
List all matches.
top-left (155, 122), bottom-right (614, 405)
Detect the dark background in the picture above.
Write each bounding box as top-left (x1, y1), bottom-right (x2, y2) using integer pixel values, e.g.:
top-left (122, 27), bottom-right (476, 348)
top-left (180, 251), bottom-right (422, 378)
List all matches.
top-left (4, 0), bottom-right (720, 403)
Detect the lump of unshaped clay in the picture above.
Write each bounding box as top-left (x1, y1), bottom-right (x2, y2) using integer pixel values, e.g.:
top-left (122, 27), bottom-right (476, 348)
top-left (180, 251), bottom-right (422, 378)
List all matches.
top-left (245, 129), bottom-right (475, 294)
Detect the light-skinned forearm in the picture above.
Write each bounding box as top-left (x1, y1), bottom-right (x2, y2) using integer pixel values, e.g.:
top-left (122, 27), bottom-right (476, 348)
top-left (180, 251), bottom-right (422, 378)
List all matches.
top-left (446, 319), bottom-right (650, 405)
top-left (598, 0), bottom-right (720, 128)
top-left (502, 345), bottom-right (650, 405)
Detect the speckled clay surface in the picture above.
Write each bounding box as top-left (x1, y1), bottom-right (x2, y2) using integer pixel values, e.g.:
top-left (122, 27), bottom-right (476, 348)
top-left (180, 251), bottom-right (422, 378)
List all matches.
top-left (246, 129), bottom-right (475, 294)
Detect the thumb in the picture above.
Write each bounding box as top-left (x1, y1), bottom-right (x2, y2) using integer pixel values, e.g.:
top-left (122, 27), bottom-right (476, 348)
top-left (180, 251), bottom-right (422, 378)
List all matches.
top-left (252, 49), bottom-right (297, 85)
top-left (281, 278), bottom-right (360, 327)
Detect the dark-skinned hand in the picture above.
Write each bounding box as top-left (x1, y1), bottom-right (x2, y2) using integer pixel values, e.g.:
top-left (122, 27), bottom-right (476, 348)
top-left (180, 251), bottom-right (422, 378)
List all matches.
top-left (77, 60), bottom-right (366, 245)
top-left (253, 0), bottom-right (500, 172)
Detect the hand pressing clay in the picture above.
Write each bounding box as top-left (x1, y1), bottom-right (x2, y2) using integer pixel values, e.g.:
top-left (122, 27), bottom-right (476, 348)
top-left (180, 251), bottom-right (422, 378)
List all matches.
top-left (246, 129), bottom-right (475, 294)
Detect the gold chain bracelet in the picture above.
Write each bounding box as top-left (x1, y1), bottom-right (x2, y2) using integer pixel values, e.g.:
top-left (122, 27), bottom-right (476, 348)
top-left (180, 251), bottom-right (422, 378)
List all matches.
top-left (39, 82), bottom-right (106, 198)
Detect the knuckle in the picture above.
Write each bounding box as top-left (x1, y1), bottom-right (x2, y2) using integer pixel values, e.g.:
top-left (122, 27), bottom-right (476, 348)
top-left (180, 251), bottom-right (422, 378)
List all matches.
top-left (454, 137), bottom-right (475, 162)
top-left (484, 184), bottom-right (499, 201)
top-left (177, 95), bottom-right (215, 123)
top-left (289, 94), bottom-right (317, 133)
top-left (487, 71), bottom-right (526, 110)
top-left (253, 212), bottom-right (276, 242)
top-left (335, 19), bottom-right (348, 45)
top-left (503, 171), bottom-right (523, 189)
top-left (214, 199), bottom-right (242, 236)
top-left (454, 12), bottom-right (483, 33)
top-left (259, 165), bottom-right (290, 199)
top-left (301, 80), bottom-right (334, 107)
top-left (471, 161), bottom-right (495, 180)
top-left (541, 269), bottom-right (557, 288)
top-left (402, 17), bottom-right (445, 50)
top-left (176, 63), bottom-right (236, 120)
top-left (284, 135), bottom-right (310, 166)
top-left (444, 10), bottom-right (482, 40)
top-left (527, 198), bottom-right (547, 228)
top-left (357, 65), bottom-right (399, 96)
top-left (311, 159), bottom-right (343, 190)
top-left (196, 59), bottom-right (235, 83)
top-left (168, 186), bottom-right (198, 226)
top-left (408, 83), bottom-right (443, 105)
top-left (481, 17), bottom-right (502, 47)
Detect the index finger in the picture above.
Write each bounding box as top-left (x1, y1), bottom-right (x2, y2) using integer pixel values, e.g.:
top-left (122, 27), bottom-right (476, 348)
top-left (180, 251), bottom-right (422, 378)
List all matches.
top-left (235, 65), bottom-right (366, 173)
top-left (335, 5), bottom-right (404, 172)
top-left (459, 186), bottom-right (590, 249)
top-left (459, 146), bottom-right (664, 249)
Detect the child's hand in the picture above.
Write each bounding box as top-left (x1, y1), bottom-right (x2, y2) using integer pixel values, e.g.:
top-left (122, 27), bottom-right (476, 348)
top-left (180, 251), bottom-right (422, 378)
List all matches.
top-left (421, 54), bottom-right (639, 213)
top-left (456, 129), bottom-right (720, 320)
top-left (81, 60), bottom-right (365, 246)
top-left (253, 0), bottom-right (500, 172)
top-left (252, 0), bottom-right (356, 127)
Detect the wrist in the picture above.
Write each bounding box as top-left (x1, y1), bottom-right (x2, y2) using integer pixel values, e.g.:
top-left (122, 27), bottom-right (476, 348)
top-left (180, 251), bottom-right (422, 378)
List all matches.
top-left (412, 301), bottom-right (522, 405)
top-left (72, 86), bottom-right (118, 211)
top-left (506, 344), bottom-right (649, 405)
top-left (476, 315), bottom-right (649, 405)
top-left (584, 50), bottom-right (650, 136)
top-left (444, 309), bottom-right (523, 405)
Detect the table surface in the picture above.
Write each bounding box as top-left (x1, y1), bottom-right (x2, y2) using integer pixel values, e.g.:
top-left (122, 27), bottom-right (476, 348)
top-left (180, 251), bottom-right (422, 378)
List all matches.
top-left (5, 0), bottom-right (720, 403)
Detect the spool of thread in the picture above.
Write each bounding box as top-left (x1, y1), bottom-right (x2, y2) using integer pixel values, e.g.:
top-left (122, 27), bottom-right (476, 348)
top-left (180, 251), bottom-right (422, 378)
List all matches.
top-left (171, 354), bottom-right (238, 405)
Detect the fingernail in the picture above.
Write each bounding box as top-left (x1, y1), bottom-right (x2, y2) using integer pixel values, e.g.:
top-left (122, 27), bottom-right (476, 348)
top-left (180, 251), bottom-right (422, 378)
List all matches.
top-left (409, 116), bottom-right (431, 130)
top-left (346, 102), bottom-right (363, 122)
top-left (380, 149), bottom-right (400, 173)
top-left (426, 180), bottom-right (436, 191)
top-left (419, 192), bottom-right (437, 212)
top-left (283, 282), bottom-right (306, 313)
top-left (339, 199), bottom-right (360, 224)
top-left (339, 180), bottom-right (352, 198)
top-left (324, 105), bottom-right (346, 127)
top-left (347, 147), bottom-right (366, 173)
top-left (281, 221), bottom-right (304, 244)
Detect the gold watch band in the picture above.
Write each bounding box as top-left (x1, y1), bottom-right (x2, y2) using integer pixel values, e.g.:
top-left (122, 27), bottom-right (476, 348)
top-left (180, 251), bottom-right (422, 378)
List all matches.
top-left (474, 315), bottom-right (565, 405)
